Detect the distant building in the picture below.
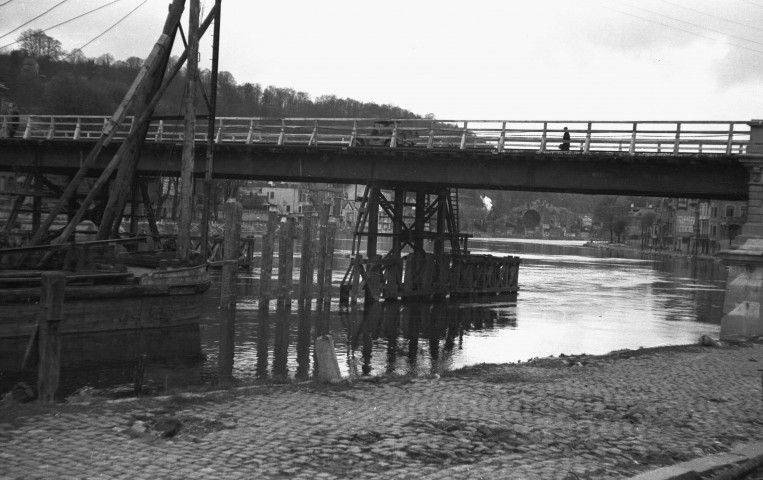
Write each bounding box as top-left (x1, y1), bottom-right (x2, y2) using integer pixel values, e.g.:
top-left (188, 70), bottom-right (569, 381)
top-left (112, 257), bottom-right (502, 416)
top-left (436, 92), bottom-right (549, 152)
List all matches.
top-left (638, 198), bottom-right (747, 254)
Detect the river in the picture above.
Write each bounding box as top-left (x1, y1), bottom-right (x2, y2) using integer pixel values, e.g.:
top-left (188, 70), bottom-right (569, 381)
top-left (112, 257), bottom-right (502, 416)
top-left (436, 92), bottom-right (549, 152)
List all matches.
top-left (0, 238), bottom-right (727, 396)
top-left (195, 238), bottom-right (725, 383)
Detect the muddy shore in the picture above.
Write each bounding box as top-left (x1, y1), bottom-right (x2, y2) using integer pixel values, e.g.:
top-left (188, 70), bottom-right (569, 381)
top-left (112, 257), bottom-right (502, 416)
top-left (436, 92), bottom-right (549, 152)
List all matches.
top-left (2, 341), bottom-right (762, 479)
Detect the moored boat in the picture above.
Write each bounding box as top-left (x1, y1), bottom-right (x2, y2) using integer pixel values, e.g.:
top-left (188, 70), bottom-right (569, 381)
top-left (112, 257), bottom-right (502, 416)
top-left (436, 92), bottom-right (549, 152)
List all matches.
top-left (0, 240), bottom-right (210, 372)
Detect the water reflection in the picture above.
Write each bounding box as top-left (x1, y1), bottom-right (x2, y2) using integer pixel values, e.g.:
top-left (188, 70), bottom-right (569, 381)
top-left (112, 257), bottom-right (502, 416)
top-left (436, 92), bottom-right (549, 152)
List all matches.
top-left (0, 239), bottom-right (728, 395)
top-left (220, 239), bottom-right (724, 381)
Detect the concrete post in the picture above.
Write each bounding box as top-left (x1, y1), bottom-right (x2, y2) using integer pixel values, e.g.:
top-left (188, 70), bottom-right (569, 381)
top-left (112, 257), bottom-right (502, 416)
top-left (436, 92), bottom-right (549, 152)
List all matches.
top-left (718, 120), bottom-right (763, 340)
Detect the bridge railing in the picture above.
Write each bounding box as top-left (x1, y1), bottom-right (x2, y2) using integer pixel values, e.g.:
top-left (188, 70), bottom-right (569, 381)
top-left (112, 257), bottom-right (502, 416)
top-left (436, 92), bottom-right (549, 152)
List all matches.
top-left (0, 115), bottom-right (751, 155)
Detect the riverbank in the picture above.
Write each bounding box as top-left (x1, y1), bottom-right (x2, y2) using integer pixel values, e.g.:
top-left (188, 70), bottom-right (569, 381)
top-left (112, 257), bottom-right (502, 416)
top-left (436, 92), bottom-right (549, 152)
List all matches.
top-left (2, 340), bottom-right (762, 479)
top-left (581, 241), bottom-right (721, 262)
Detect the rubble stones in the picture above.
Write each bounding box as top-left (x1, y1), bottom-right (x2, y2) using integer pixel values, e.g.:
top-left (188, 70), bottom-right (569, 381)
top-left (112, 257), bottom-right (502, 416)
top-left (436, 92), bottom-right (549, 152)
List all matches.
top-left (0, 343), bottom-right (761, 479)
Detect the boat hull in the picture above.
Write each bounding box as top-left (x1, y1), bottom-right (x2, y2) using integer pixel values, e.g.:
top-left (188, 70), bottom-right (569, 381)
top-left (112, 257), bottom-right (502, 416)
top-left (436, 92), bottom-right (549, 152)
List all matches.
top-left (0, 265), bottom-right (211, 372)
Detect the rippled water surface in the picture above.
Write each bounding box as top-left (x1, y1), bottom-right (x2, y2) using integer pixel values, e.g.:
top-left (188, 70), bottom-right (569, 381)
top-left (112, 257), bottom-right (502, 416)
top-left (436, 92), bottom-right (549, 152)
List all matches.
top-left (199, 238), bottom-right (725, 383)
top-left (1, 238), bottom-right (727, 395)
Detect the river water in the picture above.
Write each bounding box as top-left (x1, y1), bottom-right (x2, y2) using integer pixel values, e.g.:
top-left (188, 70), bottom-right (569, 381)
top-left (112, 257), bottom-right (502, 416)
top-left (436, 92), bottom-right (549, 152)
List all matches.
top-left (0, 238), bottom-right (727, 396)
top-left (194, 238), bottom-right (725, 384)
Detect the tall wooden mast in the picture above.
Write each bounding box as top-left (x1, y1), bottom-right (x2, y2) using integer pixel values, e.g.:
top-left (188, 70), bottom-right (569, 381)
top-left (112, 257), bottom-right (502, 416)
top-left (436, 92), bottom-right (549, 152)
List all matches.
top-left (200, 0), bottom-right (222, 260)
top-left (176, 0), bottom-right (200, 262)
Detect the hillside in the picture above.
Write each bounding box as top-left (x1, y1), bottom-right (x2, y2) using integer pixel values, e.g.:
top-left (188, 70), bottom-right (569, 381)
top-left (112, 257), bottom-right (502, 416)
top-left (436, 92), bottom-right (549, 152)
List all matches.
top-left (0, 50), bottom-right (422, 120)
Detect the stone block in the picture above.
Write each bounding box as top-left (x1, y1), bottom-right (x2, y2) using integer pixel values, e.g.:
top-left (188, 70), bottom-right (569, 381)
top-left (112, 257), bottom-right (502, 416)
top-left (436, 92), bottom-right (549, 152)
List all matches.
top-left (627, 465), bottom-right (698, 480)
top-left (678, 453), bottom-right (746, 475)
top-left (314, 335), bottom-right (342, 383)
top-left (720, 301), bottom-right (763, 339)
top-left (730, 441), bottom-right (763, 460)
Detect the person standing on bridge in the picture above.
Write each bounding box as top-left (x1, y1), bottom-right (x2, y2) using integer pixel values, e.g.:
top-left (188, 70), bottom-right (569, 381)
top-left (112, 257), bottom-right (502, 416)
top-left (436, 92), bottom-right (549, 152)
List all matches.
top-left (559, 127), bottom-right (571, 151)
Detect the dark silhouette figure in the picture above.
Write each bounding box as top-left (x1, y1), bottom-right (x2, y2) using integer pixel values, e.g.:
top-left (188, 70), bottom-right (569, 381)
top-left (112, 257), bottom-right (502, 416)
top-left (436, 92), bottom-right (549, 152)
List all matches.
top-left (8, 104), bottom-right (19, 138)
top-left (559, 127), bottom-right (570, 151)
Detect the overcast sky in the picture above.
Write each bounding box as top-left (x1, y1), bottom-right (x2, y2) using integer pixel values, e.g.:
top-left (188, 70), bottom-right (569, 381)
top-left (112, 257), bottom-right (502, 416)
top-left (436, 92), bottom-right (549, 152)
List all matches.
top-left (1, 0), bottom-right (762, 120)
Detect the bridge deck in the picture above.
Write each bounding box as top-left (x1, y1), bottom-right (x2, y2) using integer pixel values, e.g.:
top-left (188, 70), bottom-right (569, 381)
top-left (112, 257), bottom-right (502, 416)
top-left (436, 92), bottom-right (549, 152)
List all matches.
top-left (0, 117), bottom-right (752, 200)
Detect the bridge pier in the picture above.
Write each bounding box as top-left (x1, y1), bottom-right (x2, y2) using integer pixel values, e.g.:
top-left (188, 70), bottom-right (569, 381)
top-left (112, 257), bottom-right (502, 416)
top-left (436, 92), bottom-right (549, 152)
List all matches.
top-left (719, 120), bottom-right (763, 340)
top-left (339, 184), bottom-right (519, 303)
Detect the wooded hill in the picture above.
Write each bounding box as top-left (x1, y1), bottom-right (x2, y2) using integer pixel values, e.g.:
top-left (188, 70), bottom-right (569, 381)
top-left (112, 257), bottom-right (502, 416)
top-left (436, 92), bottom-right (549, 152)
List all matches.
top-left (0, 50), bottom-right (422, 120)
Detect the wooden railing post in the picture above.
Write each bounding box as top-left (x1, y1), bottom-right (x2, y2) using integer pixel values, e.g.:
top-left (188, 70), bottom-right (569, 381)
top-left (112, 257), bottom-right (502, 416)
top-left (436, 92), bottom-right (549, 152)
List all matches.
top-left (726, 122), bottom-right (735, 155)
top-left (277, 118), bottom-right (286, 145)
top-left (539, 122), bottom-right (547, 153)
top-left (498, 121), bottom-right (506, 152)
top-left (215, 118), bottom-right (223, 143)
top-left (629, 122), bottom-right (637, 154)
top-left (73, 118), bottom-right (82, 140)
top-left (246, 119), bottom-right (254, 144)
top-left (460, 121), bottom-right (469, 149)
top-left (308, 120), bottom-right (318, 146)
top-left (427, 120), bottom-right (435, 149)
top-left (38, 271), bottom-right (66, 402)
top-left (23, 116), bottom-right (32, 139)
top-left (673, 122), bottom-right (682, 154)
top-left (46, 117), bottom-right (55, 140)
top-left (349, 120), bottom-right (357, 147)
top-left (390, 121), bottom-right (398, 148)
top-left (584, 122), bottom-right (592, 153)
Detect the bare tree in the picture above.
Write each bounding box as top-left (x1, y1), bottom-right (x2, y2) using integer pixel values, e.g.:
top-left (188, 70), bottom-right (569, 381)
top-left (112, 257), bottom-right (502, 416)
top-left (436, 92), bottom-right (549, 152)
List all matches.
top-left (125, 56), bottom-right (143, 70)
top-left (67, 49), bottom-right (88, 64)
top-left (96, 53), bottom-right (114, 67)
top-left (16, 29), bottom-right (63, 59)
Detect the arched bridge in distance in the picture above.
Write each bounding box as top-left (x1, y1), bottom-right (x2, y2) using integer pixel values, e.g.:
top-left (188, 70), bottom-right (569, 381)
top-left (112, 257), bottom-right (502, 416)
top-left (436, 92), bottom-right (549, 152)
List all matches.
top-left (0, 116), bottom-right (753, 200)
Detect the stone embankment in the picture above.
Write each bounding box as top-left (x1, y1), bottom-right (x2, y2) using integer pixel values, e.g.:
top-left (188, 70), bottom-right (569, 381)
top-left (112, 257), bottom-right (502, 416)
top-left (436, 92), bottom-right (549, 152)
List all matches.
top-left (1, 341), bottom-right (762, 479)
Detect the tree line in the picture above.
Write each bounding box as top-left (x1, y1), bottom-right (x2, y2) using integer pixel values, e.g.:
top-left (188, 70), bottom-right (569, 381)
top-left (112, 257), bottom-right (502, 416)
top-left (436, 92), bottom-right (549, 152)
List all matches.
top-left (0, 29), bottom-right (421, 120)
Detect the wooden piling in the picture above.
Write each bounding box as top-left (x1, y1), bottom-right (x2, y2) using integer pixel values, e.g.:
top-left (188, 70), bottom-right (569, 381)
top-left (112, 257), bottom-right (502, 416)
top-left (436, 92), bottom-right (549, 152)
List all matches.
top-left (295, 303), bottom-right (311, 380)
top-left (277, 217), bottom-right (295, 308)
top-left (134, 354), bottom-right (147, 395)
top-left (272, 303), bottom-right (290, 378)
top-left (219, 201), bottom-right (242, 386)
top-left (38, 271), bottom-right (65, 403)
top-left (315, 204), bottom-right (330, 303)
top-left (323, 221), bottom-right (336, 306)
top-left (298, 214), bottom-right (314, 302)
top-left (259, 211), bottom-right (278, 309)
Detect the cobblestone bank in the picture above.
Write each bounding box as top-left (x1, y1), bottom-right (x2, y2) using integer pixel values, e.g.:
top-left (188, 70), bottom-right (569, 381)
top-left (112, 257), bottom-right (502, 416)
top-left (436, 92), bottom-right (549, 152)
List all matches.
top-left (1, 343), bottom-right (761, 479)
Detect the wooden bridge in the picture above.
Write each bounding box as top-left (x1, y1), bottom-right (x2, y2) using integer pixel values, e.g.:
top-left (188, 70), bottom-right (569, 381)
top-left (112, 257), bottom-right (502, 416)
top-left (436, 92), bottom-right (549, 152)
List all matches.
top-left (1, 115), bottom-right (751, 154)
top-left (0, 116), bottom-right (752, 199)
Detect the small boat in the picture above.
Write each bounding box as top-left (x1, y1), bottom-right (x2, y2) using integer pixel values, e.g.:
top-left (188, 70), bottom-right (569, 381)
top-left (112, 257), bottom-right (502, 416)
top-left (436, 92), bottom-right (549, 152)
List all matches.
top-left (0, 238), bottom-right (210, 372)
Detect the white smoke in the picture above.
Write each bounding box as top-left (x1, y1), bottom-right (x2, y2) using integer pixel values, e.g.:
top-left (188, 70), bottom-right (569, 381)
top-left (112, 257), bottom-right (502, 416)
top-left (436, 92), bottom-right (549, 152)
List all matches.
top-left (480, 195), bottom-right (493, 212)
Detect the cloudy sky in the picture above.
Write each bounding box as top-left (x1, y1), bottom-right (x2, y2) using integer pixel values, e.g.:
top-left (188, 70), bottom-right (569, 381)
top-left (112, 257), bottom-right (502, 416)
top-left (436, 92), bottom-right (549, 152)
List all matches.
top-left (1, 0), bottom-right (762, 120)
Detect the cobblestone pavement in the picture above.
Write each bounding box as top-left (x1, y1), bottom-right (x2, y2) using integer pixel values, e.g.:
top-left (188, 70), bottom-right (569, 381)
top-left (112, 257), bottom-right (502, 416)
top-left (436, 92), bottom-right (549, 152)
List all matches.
top-left (1, 343), bottom-right (762, 480)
